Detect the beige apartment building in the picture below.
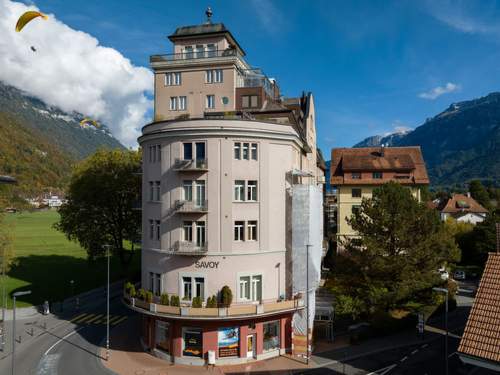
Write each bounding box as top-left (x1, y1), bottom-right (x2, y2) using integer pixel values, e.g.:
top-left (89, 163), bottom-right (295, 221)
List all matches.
top-left (330, 146), bottom-right (429, 242)
top-left (126, 10), bottom-right (325, 366)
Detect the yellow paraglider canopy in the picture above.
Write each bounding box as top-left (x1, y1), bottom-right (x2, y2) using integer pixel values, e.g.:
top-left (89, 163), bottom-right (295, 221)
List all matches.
top-left (79, 118), bottom-right (100, 128)
top-left (15, 11), bottom-right (48, 33)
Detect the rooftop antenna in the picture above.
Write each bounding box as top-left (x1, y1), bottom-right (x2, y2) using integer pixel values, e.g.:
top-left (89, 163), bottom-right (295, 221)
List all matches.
top-left (205, 6), bottom-right (213, 24)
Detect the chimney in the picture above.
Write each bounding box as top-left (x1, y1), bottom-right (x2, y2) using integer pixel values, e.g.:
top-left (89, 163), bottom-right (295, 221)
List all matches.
top-left (466, 192), bottom-right (471, 198)
top-left (380, 144), bottom-right (385, 157)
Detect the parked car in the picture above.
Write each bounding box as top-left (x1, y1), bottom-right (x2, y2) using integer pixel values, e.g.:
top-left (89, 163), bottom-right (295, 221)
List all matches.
top-left (453, 270), bottom-right (466, 280)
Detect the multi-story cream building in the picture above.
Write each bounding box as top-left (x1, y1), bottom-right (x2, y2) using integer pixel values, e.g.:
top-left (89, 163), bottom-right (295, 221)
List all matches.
top-left (330, 146), bottom-right (429, 242)
top-left (126, 10), bottom-right (324, 366)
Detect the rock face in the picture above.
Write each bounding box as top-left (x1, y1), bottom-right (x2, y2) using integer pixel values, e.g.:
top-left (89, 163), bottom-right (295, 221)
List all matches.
top-left (353, 93), bottom-right (500, 187)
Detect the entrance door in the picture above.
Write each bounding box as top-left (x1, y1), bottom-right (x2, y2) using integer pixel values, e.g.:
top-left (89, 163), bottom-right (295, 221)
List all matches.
top-left (247, 334), bottom-right (255, 358)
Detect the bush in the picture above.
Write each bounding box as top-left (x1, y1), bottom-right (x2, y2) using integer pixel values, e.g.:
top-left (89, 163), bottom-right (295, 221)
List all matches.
top-left (206, 295), bottom-right (217, 308)
top-left (192, 296), bottom-right (202, 308)
top-left (160, 293), bottom-right (169, 306)
top-left (124, 282), bottom-right (133, 294)
top-left (128, 285), bottom-right (136, 298)
top-left (220, 285), bottom-right (233, 307)
top-left (170, 295), bottom-right (180, 307)
top-left (145, 291), bottom-right (153, 303)
top-left (136, 288), bottom-right (146, 301)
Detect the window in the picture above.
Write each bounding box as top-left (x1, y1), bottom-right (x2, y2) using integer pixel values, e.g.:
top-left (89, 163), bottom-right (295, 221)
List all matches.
top-left (242, 95), bottom-right (250, 108)
top-left (155, 321), bottom-right (170, 354)
top-left (239, 274), bottom-right (261, 301)
top-left (165, 72), bottom-right (181, 86)
top-left (251, 275), bottom-right (262, 301)
top-left (195, 277), bottom-right (205, 299)
top-left (155, 220), bottom-right (161, 241)
top-left (195, 44), bottom-right (204, 59)
top-left (247, 181), bottom-right (257, 201)
top-left (234, 221), bottom-right (245, 241)
top-left (154, 181), bottom-right (161, 201)
top-left (196, 221), bottom-right (206, 247)
top-left (214, 69), bottom-right (223, 83)
top-left (195, 142), bottom-right (206, 160)
top-left (242, 95), bottom-right (259, 108)
top-left (372, 172), bottom-right (382, 179)
top-left (148, 145), bottom-right (161, 163)
top-left (184, 46), bottom-right (193, 59)
top-left (169, 96), bottom-right (177, 111)
top-left (183, 328), bottom-right (202, 358)
top-left (351, 188), bottom-right (362, 198)
top-left (351, 172), bottom-right (361, 179)
top-left (183, 221), bottom-right (193, 242)
top-left (263, 321), bottom-right (280, 352)
top-left (183, 142), bottom-right (193, 160)
top-left (183, 180), bottom-right (193, 201)
top-left (239, 276), bottom-right (250, 300)
top-left (205, 70), bottom-right (213, 83)
top-left (207, 43), bottom-right (216, 57)
top-left (251, 143), bottom-right (258, 160)
top-left (251, 95), bottom-right (258, 108)
top-left (150, 181), bottom-right (160, 201)
top-left (149, 219), bottom-right (154, 240)
top-left (183, 276), bottom-right (192, 300)
top-left (234, 142), bottom-right (241, 159)
top-left (234, 180), bottom-right (245, 201)
top-left (179, 96), bottom-right (187, 110)
top-left (247, 221), bottom-right (257, 241)
top-left (195, 181), bottom-right (206, 206)
top-left (352, 205), bottom-right (361, 216)
top-left (156, 145), bottom-right (161, 162)
top-left (206, 95), bottom-right (215, 109)
top-left (149, 272), bottom-right (161, 296)
top-left (242, 143), bottom-right (249, 160)
top-left (149, 181), bottom-right (154, 201)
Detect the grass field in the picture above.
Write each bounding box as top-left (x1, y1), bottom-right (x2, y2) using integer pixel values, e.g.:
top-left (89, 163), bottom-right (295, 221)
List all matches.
top-left (2, 210), bottom-right (140, 308)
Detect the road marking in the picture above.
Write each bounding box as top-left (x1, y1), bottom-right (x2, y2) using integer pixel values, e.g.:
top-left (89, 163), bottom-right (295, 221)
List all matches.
top-left (411, 349), bottom-right (418, 355)
top-left (401, 356), bottom-right (408, 362)
top-left (421, 344), bottom-right (428, 349)
top-left (69, 313), bottom-right (87, 322)
top-left (73, 314), bottom-right (95, 323)
top-left (108, 315), bottom-right (124, 324)
top-left (36, 353), bottom-right (61, 375)
top-left (449, 351), bottom-right (457, 358)
top-left (85, 314), bottom-right (104, 324)
top-left (367, 364), bottom-right (397, 375)
top-left (44, 327), bottom-right (84, 356)
top-left (111, 316), bottom-right (128, 326)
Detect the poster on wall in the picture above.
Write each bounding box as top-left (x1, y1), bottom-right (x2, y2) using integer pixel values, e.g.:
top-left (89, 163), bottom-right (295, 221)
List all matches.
top-left (218, 327), bottom-right (239, 357)
top-left (183, 328), bottom-right (203, 357)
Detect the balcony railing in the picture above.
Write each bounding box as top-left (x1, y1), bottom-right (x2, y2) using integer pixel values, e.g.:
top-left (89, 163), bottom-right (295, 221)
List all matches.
top-left (150, 48), bottom-right (240, 63)
top-left (124, 292), bottom-right (304, 320)
top-left (173, 158), bottom-right (208, 171)
top-left (173, 240), bottom-right (208, 255)
top-left (175, 200), bottom-right (208, 213)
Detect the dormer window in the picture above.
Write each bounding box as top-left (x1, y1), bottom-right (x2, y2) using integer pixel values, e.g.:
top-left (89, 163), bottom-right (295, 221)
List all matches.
top-left (195, 45), bottom-right (204, 59)
top-left (207, 44), bottom-right (216, 57)
top-left (184, 46), bottom-right (193, 59)
top-left (351, 172), bottom-right (361, 179)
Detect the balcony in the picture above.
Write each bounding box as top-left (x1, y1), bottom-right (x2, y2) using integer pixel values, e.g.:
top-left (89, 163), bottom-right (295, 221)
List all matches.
top-left (175, 200), bottom-right (208, 213)
top-left (150, 48), bottom-right (243, 65)
top-left (173, 240), bottom-right (208, 255)
top-left (173, 159), bottom-right (208, 172)
top-left (124, 291), bottom-right (304, 320)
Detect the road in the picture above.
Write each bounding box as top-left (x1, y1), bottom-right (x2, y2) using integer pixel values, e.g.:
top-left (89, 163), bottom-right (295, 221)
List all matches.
top-left (0, 293), bottom-right (130, 375)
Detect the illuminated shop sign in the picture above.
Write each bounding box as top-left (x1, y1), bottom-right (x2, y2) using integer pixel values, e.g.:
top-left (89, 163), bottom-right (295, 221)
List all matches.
top-left (218, 327), bottom-right (239, 357)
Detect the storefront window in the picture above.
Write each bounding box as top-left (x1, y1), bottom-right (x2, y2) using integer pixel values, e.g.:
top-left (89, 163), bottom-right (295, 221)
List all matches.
top-left (155, 320), bottom-right (170, 354)
top-left (218, 327), bottom-right (239, 357)
top-left (263, 321), bottom-right (280, 352)
top-left (183, 327), bottom-right (203, 357)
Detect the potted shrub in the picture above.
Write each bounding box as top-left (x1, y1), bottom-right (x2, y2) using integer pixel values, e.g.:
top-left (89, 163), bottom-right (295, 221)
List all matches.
top-left (137, 288), bottom-right (146, 301)
top-left (170, 295), bottom-right (180, 307)
top-left (206, 295), bottom-right (217, 308)
top-left (220, 285), bottom-right (233, 307)
top-left (160, 293), bottom-right (169, 306)
top-left (124, 282), bottom-right (133, 295)
top-left (192, 296), bottom-right (202, 308)
top-left (145, 291), bottom-right (153, 303)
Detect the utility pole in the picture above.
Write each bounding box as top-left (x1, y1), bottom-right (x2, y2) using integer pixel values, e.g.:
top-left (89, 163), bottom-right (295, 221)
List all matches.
top-left (306, 244), bottom-right (311, 365)
top-left (103, 244), bottom-right (111, 361)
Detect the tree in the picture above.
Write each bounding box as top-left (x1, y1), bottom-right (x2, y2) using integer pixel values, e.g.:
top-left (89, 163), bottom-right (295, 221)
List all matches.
top-left (55, 149), bottom-right (141, 264)
top-left (333, 182), bottom-right (460, 318)
top-left (468, 180), bottom-right (491, 210)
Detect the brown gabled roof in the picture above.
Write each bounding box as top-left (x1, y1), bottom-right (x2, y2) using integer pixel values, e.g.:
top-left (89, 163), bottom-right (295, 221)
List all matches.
top-left (458, 253), bottom-right (500, 364)
top-left (441, 194), bottom-right (489, 215)
top-left (330, 146), bottom-right (429, 185)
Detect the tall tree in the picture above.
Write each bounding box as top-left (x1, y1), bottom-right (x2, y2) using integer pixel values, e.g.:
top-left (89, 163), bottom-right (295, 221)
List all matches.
top-left (332, 182), bottom-right (460, 317)
top-left (56, 149), bottom-right (141, 264)
top-left (468, 180), bottom-right (491, 210)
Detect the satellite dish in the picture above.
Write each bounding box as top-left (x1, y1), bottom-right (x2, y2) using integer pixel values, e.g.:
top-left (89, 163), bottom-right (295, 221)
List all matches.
top-left (222, 96), bottom-right (229, 105)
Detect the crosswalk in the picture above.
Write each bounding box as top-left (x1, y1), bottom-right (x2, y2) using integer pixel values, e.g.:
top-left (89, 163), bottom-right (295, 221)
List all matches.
top-left (69, 313), bottom-right (128, 326)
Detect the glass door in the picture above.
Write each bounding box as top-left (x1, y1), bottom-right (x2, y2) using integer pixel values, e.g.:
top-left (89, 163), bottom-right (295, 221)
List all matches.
top-left (195, 181), bottom-right (205, 207)
top-left (196, 221), bottom-right (206, 247)
top-left (247, 334), bottom-right (255, 358)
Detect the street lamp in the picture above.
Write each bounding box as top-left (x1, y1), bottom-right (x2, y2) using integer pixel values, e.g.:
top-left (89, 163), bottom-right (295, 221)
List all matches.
top-left (12, 290), bottom-right (31, 375)
top-left (433, 287), bottom-right (449, 375)
top-left (306, 244), bottom-right (312, 365)
top-left (103, 244), bottom-right (111, 361)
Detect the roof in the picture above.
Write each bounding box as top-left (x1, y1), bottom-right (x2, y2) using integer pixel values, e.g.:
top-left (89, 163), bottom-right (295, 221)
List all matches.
top-left (441, 194), bottom-right (489, 214)
top-left (458, 253), bottom-right (500, 365)
top-left (168, 22), bottom-right (245, 56)
top-left (330, 146), bottom-right (429, 185)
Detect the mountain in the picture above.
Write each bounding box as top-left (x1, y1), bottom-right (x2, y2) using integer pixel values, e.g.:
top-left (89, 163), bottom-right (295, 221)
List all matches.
top-left (353, 93), bottom-right (500, 187)
top-left (0, 81), bottom-right (125, 196)
top-left (353, 130), bottom-right (410, 148)
top-left (0, 82), bottom-right (124, 159)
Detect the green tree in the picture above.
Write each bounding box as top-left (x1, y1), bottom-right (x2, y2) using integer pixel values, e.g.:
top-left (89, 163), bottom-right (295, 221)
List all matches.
top-left (468, 180), bottom-right (491, 210)
top-left (55, 149), bottom-right (141, 264)
top-left (333, 182), bottom-right (460, 318)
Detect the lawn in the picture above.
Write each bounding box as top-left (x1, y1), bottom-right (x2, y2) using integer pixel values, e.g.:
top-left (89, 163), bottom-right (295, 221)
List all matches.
top-left (2, 210), bottom-right (140, 308)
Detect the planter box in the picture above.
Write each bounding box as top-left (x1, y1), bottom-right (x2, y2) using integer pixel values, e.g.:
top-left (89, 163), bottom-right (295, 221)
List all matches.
top-left (187, 307), bottom-right (219, 317)
top-left (135, 299), bottom-right (150, 310)
top-left (228, 305), bottom-right (257, 316)
top-left (156, 305), bottom-right (181, 315)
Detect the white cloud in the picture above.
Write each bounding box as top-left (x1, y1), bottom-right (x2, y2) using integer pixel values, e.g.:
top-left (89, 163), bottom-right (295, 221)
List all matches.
top-left (0, 0), bottom-right (153, 147)
top-left (249, 0), bottom-right (285, 34)
top-left (418, 82), bottom-right (460, 100)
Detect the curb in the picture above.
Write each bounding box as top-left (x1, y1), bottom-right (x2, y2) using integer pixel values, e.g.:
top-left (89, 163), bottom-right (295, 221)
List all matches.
top-left (95, 329), bottom-right (120, 375)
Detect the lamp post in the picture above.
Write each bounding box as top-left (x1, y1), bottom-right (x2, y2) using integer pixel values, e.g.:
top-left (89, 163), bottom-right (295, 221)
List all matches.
top-left (103, 244), bottom-right (111, 360)
top-left (12, 290), bottom-right (31, 375)
top-left (433, 287), bottom-right (449, 375)
top-left (306, 244), bottom-right (312, 365)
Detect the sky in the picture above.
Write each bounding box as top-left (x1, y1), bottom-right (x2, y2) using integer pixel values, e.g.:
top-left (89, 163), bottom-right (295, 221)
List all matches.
top-left (3, 0), bottom-right (500, 154)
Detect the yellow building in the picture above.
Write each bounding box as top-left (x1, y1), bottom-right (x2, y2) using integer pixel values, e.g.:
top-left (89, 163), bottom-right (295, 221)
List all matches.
top-left (330, 146), bottom-right (430, 241)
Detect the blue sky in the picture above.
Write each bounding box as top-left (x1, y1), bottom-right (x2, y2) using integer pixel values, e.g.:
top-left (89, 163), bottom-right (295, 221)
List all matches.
top-left (21, 0), bottom-right (500, 155)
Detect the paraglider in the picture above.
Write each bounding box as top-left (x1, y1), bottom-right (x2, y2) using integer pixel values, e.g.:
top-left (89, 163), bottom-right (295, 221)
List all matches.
top-left (30, 46), bottom-right (36, 52)
top-left (15, 11), bottom-right (48, 32)
top-left (79, 118), bottom-right (100, 128)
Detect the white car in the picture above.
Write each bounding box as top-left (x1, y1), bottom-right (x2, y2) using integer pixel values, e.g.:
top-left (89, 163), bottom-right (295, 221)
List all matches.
top-left (453, 270), bottom-right (466, 280)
